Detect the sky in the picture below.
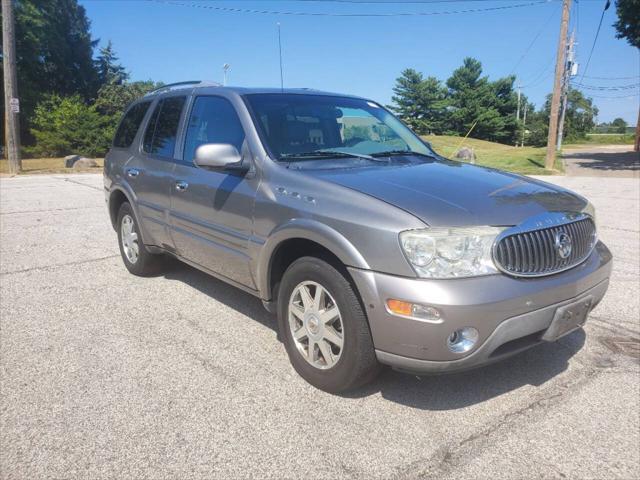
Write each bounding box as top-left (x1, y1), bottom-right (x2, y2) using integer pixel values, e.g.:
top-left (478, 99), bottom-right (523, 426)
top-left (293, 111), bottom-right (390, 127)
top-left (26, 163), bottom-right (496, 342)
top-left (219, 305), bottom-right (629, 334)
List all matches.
top-left (81, 0), bottom-right (639, 124)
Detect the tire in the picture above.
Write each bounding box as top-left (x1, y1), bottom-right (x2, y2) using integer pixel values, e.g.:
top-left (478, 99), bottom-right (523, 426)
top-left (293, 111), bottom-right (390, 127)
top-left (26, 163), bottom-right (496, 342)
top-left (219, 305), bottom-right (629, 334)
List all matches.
top-left (116, 202), bottom-right (163, 276)
top-left (277, 256), bottom-right (380, 393)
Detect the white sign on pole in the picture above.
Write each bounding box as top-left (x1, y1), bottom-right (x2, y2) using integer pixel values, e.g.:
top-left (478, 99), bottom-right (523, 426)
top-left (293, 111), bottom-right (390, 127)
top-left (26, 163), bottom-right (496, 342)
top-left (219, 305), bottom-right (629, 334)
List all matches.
top-left (9, 98), bottom-right (19, 113)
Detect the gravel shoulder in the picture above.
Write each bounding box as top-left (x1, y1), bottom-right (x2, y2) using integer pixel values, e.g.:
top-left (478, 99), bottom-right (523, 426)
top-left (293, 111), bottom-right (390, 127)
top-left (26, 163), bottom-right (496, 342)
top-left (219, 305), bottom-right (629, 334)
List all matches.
top-left (562, 145), bottom-right (639, 177)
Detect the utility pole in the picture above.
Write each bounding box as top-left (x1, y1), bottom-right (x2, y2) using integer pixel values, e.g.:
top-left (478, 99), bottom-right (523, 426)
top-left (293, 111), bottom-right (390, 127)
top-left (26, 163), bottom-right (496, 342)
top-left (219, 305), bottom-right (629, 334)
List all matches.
top-left (2, 0), bottom-right (22, 174)
top-left (521, 103), bottom-right (528, 147)
top-left (557, 30), bottom-right (576, 151)
top-left (545, 0), bottom-right (571, 170)
top-left (516, 83), bottom-right (521, 122)
top-left (277, 22), bottom-right (284, 91)
top-left (635, 107), bottom-right (640, 152)
top-left (516, 82), bottom-right (521, 147)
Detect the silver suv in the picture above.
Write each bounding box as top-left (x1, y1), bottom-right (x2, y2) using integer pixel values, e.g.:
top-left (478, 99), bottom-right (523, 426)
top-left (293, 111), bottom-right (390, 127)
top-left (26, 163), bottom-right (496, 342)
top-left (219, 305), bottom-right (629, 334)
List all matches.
top-left (104, 81), bottom-right (612, 392)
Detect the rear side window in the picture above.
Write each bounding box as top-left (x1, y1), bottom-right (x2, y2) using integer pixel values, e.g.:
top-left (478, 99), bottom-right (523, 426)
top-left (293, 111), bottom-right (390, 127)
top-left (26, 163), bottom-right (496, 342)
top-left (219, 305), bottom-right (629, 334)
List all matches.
top-left (183, 96), bottom-right (245, 162)
top-left (113, 101), bottom-right (150, 148)
top-left (143, 96), bottom-right (186, 157)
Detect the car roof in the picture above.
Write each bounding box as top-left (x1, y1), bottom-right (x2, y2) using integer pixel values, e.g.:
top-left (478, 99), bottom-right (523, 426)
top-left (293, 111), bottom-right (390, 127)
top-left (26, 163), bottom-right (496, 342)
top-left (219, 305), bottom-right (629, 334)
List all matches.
top-left (142, 81), bottom-right (365, 100)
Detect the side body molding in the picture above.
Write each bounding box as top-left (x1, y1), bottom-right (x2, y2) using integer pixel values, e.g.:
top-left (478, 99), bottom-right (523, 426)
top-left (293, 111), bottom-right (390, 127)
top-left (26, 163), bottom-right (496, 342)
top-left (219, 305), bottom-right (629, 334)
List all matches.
top-left (255, 218), bottom-right (371, 300)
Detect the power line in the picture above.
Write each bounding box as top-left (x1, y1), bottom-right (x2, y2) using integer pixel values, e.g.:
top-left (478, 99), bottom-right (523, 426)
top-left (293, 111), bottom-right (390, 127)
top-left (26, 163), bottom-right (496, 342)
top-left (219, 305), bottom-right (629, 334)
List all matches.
top-left (571, 82), bottom-right (640, 90)
top-left (577, 0), bottom-right (611, 84)
top-left (580, 74), bottom-right (640, 80)
top-left (520, 57), bottom-right (555, 87)
top-left (578, 92), bottom-right (640, 99)
top-left (509, 2), bottom-right (559, 76)
top-left (148, 0), bottom-right (553, 17)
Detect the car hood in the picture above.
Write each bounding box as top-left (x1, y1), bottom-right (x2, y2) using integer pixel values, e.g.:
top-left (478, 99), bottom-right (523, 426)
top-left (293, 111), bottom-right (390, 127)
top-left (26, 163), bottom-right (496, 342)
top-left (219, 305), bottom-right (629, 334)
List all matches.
top-left (305, 160), bottom-right (587, 227)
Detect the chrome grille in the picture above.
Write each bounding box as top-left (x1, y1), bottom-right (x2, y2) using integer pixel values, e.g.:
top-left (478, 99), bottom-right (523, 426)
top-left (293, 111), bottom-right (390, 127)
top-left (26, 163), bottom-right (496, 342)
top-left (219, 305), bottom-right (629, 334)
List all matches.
top-left (493, 215), bottom-right (597, 277)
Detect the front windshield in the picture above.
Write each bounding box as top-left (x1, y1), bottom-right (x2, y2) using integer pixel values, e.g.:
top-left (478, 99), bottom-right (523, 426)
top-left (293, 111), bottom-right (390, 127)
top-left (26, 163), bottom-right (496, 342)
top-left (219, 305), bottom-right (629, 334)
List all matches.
top-left (244, 93), bottom-right (434, 161)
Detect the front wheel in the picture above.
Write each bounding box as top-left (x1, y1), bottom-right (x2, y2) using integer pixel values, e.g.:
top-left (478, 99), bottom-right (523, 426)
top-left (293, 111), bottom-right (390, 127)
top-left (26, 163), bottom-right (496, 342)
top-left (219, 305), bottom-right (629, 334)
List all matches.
top-left (277, 257), bottom-right (380, 393)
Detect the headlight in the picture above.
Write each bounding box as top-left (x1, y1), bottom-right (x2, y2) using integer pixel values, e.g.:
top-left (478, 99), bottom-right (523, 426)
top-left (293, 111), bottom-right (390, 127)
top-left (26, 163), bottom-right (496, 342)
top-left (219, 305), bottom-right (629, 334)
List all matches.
top-left (400, 227), bottom-right (505, 278)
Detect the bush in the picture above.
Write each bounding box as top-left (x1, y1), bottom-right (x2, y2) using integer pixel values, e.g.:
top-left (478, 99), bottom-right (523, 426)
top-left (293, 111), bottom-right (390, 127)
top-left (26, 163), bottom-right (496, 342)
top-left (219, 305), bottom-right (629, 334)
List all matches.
top-left (30, 94), bottom-right (114, 157)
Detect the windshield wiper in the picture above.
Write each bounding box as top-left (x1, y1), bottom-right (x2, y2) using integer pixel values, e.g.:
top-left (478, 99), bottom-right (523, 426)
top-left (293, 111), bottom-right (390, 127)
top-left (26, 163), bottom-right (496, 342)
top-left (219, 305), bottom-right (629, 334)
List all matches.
top-left (371, 150), bottom-right (437, 159)
top-left (280, 150), bottom-right (388, 162)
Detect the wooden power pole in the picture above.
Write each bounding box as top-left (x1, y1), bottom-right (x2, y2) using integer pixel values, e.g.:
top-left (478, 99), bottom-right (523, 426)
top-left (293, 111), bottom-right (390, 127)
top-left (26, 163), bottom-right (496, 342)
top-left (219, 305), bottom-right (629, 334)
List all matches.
top-left (545, 0), bottom-right (571, 170)
top-left (2, 0), bottom-right (22, 174)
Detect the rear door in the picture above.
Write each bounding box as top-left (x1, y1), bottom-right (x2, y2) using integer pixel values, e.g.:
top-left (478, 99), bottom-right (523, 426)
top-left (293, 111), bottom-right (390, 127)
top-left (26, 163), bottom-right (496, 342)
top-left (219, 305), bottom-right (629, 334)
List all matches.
top-left (131, 95), bottom-right (187, 250)
top-left (169, 95), bottom-right (259, 288)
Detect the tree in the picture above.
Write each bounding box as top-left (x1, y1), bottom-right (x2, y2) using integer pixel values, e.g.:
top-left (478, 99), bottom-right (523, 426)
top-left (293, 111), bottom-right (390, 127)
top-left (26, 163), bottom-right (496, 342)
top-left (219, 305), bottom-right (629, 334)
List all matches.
top-left (445, 58), bottom-right (519, 143)
top-left (95, 40), bottom-right (128, 86)
top-left (527, 89), bottom-right (598, 146)
top-left (390, 69), bottom-right (429, 133)
top-left (29, 94), bottom-right (113, 157)
top-left (611, 117), bottom-right (628, 133)
top-left (418, 77), bottom-right (449, 135)
top-left (390, 72), bottom-right (449, 134)
top-left (613, 0), bottom-right (640, 48)
top-left (0, 0), bottom-right (99, 144)
top-left (95, 80), bottom-right (160, 117)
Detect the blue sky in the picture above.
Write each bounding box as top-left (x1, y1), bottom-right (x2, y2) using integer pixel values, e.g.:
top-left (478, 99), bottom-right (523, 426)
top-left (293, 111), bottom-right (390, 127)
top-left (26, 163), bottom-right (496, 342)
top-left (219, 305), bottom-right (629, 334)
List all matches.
top-left (81, 0), bottom-right (639, 123)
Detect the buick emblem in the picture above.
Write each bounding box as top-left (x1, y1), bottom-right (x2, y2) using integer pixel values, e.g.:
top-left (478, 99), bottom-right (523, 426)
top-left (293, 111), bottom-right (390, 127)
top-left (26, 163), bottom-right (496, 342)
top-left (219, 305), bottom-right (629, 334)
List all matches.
top-left (554, 231), bottom-right (572, 259)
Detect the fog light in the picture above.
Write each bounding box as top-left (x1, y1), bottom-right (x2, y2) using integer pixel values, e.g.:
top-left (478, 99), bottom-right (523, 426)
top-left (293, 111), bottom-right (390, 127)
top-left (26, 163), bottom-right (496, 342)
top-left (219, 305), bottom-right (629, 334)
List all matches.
top-left (386, 299), bottom-right (441, 322)
top-left (447, 327), bottom-right (479, 353)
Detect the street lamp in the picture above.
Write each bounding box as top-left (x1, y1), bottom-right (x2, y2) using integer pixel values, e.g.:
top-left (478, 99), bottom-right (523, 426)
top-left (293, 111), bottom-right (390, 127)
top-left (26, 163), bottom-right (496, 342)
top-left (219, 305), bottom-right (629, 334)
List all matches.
top-left (223, 63), bottom-right (231, 86)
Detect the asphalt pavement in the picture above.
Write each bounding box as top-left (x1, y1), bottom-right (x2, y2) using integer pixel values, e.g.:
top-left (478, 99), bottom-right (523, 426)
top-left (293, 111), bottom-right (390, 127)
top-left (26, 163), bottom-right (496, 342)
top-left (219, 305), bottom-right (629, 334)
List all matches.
top-left (1, 172), bottom-right (638, 479)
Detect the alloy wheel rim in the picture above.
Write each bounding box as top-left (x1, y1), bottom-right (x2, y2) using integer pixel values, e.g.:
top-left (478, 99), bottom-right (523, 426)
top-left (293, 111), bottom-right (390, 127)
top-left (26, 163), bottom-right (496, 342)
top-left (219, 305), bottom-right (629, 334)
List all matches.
top-left (120, 214), bottom-right (139, 264)
top-left (288, 281), bottom-right (344, 370)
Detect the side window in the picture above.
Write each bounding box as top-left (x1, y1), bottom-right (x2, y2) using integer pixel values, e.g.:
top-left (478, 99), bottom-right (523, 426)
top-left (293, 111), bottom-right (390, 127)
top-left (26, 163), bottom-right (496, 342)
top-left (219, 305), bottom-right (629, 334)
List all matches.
top-left (183, 96), bottom-right (246, 162)
top-left (113, 101), bottom-right (151, 148)
top-left (142, 96), bottom-right (186, 158)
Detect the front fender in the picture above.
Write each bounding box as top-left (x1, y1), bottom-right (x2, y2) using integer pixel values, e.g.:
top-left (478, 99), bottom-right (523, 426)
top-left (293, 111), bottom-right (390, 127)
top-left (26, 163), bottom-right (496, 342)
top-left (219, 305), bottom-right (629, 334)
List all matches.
top-left (255, 218), bottom-right (370, 300)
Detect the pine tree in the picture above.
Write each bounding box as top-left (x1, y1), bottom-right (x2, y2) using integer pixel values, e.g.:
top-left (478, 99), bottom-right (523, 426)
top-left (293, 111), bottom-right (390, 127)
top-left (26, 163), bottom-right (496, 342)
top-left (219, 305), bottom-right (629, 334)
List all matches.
top-left (390, 69), bottom-right (428, 133)
top-left (96, 40), bottom-right (129, 86)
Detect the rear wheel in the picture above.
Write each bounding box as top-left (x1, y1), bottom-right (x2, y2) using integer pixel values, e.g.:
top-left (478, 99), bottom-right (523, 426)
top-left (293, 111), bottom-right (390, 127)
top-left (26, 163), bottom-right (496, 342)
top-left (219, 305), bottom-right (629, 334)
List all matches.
top-left (116, 202), bottom-right (163, 276)
top-left (277, 257), bottom-right (380, 393)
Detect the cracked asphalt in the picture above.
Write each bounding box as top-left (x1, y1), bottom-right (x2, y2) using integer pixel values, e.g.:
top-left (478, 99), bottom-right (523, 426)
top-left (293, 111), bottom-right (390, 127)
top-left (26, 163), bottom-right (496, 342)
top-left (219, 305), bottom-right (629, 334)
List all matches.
top-left (1, 173), bottom-right (639, 479)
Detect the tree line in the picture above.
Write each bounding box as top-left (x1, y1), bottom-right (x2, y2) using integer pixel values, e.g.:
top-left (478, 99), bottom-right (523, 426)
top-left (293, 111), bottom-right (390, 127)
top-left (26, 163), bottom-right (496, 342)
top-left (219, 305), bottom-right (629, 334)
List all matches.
top-left (389, 57), bottom-right (598, 147)
top-left (2, 0), bottom-right (629, 158)
top-left (0, 0), bottom-right (161, 157)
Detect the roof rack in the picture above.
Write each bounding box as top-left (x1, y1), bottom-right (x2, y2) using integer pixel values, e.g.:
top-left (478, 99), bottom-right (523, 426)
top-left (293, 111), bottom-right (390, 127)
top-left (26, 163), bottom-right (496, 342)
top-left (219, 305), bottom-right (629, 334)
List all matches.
top-left (144, 80), bottom-right (221, 97)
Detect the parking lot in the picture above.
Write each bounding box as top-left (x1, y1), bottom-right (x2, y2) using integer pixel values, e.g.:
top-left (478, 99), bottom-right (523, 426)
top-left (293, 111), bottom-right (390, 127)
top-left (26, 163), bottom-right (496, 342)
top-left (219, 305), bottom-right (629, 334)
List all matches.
top-left (1, 172), bottom-right (639, 479)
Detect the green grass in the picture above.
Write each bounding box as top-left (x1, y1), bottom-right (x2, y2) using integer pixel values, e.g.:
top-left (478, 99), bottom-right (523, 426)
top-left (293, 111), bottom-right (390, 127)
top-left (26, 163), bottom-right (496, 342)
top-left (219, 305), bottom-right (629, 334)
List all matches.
top-left (0, 157), bottom-right (104, 175)
top-left (422, 135), bottom-right (562, 175)
top-left (563, 133), bottom-right (635, 147)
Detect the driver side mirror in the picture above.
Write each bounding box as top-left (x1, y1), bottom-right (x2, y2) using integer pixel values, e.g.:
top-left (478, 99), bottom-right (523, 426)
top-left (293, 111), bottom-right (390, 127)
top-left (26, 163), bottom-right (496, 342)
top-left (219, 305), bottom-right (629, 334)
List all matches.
top-left (194, 143), bottom-right (245, 170)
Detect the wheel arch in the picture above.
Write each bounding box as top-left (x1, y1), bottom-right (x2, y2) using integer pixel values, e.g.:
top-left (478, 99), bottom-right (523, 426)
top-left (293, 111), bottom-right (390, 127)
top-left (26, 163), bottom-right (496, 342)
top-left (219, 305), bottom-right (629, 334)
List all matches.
top-left (107, 185), bottom-right (149, 244)
top-left (108, 188), bottom-right (131, 229)
top-left (256, 219), bottom-right (370, 302)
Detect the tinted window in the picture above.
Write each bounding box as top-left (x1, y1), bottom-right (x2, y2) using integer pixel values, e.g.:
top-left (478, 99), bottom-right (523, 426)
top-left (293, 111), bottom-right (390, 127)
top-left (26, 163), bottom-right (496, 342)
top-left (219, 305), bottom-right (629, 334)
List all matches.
top-left (183, 96), bottom-right (245, 162)
top-left (113, 101), bottom-right (150, 148)
top-left (143, 96), bottom-right (186, 157)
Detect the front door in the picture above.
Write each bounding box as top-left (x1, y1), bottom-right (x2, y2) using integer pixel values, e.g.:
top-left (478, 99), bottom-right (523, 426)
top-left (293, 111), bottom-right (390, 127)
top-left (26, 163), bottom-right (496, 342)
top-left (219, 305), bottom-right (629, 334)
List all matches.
top-left (169, 95), bottom-right (259, 289)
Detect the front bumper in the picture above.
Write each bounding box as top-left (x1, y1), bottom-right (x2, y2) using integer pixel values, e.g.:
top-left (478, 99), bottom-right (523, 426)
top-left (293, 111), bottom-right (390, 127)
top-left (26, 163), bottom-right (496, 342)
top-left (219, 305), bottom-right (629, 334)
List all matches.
top-left (348, 241), bottom-right (612, 374)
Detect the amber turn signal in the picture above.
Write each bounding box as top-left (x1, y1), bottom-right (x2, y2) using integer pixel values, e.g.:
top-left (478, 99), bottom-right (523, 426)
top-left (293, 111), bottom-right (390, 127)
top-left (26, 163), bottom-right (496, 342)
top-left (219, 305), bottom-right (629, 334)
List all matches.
top-left (386, 299), bottom-right (442, 322)
top-left (386, 299), bottom-right (413, 316)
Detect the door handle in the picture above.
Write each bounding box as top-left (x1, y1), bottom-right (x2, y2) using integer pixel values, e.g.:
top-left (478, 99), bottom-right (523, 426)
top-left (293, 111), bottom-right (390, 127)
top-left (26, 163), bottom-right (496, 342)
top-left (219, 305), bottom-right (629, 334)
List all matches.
top-left (126, 168), bottom-right (141, 178)
top-left (175, 181), bottom-right (189, 192)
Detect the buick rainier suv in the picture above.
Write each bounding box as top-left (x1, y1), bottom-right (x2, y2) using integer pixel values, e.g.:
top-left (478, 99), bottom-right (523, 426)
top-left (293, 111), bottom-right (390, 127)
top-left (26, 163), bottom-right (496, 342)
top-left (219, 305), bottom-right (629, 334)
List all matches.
top-left (104, 81), bottom-right (612, 392)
